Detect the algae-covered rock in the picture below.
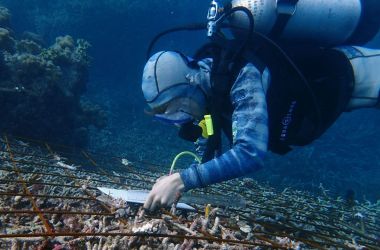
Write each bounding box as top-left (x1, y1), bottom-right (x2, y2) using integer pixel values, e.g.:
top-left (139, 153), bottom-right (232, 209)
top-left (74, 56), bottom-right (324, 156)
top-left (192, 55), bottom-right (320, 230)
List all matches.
top-left (81, 100), bottom-right (107, 129)
top-left (55, 35), bottom-right (75, 50)
top-left (0, 27), bottom-right (15, 52)
top-left (41, 36), bottom-right (91, 68)
top-left (16, 39), bottom-right (43, 55)
top-left (21, 31), bottom-right (44, 46)
top-left (0, 6), bottom-right (10, 28)
top-left (0, 5), bottom-right (106, 147)
top-left (4, 53), bottom-right (61, 87)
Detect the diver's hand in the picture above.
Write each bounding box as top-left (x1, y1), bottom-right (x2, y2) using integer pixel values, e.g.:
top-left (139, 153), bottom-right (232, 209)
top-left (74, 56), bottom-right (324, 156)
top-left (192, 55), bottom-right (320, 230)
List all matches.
top-left (144, 173), bottom-right (185, 211)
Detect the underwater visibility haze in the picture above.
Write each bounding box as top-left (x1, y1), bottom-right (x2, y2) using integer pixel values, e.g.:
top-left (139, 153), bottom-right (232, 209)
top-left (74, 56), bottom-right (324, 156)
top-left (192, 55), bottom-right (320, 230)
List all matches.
top-left (1, 0), bottom-right (380, 204)
top-left (0, 0), bottom-right (379, 248)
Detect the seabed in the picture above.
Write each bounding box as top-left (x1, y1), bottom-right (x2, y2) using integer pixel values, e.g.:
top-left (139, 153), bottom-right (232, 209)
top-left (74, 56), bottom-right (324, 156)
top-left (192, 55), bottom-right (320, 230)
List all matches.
top-left (0, 135), bottom-right (379, 249)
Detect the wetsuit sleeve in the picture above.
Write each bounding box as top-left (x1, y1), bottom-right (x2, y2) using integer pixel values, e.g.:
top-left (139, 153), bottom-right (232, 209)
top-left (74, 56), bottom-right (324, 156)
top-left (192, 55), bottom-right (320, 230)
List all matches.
top-left (180, 63), bottom-right (269, 191)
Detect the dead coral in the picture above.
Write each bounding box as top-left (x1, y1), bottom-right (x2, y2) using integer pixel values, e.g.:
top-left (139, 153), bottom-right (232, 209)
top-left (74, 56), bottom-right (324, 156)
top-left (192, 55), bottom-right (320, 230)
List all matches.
top-left (0, 138), bottom-right (379, 249)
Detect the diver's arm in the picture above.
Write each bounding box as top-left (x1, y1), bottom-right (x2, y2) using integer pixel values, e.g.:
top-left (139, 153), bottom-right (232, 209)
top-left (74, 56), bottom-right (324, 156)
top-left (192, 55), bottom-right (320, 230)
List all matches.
top-left (180, 63), bottom-right (269, 191)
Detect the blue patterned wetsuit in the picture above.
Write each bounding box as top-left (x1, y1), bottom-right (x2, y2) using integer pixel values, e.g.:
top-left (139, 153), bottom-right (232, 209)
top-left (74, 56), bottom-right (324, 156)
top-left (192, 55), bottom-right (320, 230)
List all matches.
top-left (180, 63), bottom-right (269, 191)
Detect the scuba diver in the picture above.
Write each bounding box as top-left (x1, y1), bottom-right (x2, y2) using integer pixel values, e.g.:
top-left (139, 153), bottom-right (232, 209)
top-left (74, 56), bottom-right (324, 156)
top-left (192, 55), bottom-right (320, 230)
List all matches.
top-left (141, 0), bottom-right (380, 211)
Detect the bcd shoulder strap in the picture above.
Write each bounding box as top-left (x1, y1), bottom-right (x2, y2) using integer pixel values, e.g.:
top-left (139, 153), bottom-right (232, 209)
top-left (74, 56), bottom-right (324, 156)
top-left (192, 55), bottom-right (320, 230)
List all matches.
top-left (247, 35), bottom-right (322, 154)
top-left (198, 34), bottom-right (322, 158)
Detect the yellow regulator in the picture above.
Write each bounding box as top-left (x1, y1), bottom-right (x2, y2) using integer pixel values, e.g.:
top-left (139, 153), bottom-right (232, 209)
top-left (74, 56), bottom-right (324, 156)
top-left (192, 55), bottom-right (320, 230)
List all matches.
top-left (198, 115), bottom-right (214, 139)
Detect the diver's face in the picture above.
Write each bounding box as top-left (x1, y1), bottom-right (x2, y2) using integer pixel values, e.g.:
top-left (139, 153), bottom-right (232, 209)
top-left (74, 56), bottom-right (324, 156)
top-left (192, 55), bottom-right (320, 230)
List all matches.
top-left (153, 96), bottom-right (206, 126)
top-left (172, 97), bottom-right (205, 121)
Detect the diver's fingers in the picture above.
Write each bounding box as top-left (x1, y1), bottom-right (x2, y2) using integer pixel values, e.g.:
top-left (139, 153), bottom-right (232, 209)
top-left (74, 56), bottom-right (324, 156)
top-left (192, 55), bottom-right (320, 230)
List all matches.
top-left (156, 175), bottom-right (166, 182)
top-left (161, 198), bottom-right (169, 208)
top-left (150, 198), bottom-right (160, 211)
top-left (144, 192), bottom-right (154, 210)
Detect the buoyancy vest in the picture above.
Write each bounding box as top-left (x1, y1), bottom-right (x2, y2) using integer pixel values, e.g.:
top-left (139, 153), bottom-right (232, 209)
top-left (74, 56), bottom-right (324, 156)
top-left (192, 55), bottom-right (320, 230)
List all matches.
top-left (198, 35), bottom-right (354, 161)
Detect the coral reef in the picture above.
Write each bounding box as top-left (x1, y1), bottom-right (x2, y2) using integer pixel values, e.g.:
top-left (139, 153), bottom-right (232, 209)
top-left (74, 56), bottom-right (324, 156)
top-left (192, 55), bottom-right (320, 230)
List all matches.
top-left (0, 6), bottom-right (14, 52)
top-left (0, 6), bottom-right (106, 147)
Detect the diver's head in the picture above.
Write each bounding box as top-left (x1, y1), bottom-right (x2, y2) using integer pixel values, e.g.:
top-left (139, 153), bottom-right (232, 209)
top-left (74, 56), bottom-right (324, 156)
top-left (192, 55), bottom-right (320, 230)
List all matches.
top-left (142, 51), bottom-right (207, 125)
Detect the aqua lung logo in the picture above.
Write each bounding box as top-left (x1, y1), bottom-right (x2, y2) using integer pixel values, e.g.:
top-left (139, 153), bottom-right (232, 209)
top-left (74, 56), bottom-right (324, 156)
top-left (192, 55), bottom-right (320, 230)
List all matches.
top-left (280, 101), bottom-right (297, 142)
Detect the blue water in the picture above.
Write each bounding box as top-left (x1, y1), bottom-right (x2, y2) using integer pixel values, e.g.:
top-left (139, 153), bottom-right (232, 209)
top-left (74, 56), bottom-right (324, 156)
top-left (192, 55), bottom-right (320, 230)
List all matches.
top-left (1, 0), bottom-right (379, 201)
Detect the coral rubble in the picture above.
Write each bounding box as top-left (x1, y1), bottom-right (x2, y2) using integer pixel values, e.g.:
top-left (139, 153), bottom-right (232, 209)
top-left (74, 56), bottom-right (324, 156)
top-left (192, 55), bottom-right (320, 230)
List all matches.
top-left (0, 138), bottom-right (379, 249)
top-left (0, 6), bottom-right (106, 147)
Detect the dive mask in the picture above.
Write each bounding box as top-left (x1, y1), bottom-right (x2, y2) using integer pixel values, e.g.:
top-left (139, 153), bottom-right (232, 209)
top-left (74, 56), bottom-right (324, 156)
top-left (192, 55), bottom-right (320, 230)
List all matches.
top-left (153, 97), bottom-right (198, 125)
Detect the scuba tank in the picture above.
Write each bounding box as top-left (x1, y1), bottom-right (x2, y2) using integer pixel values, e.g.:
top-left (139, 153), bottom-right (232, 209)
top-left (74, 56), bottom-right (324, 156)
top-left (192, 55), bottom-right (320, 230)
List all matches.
top-left (148, 0), bottom-right (380, 58)
top-left (228, 0), bottom-right (380, 46)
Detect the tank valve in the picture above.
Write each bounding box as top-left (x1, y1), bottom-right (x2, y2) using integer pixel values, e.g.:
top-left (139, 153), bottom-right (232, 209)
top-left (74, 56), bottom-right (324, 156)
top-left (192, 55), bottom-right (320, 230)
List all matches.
top-left (207, 0), bottom-right (225, 37)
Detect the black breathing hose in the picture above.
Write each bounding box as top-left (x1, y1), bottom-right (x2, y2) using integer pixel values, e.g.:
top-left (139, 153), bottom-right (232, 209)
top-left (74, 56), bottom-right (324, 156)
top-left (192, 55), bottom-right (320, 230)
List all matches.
top-left (146, 23), bottom-right (207, 60)
top-left (145, 6), bottom-right (255, 60)
top-left (214, 6), bottom-right (255, 59)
